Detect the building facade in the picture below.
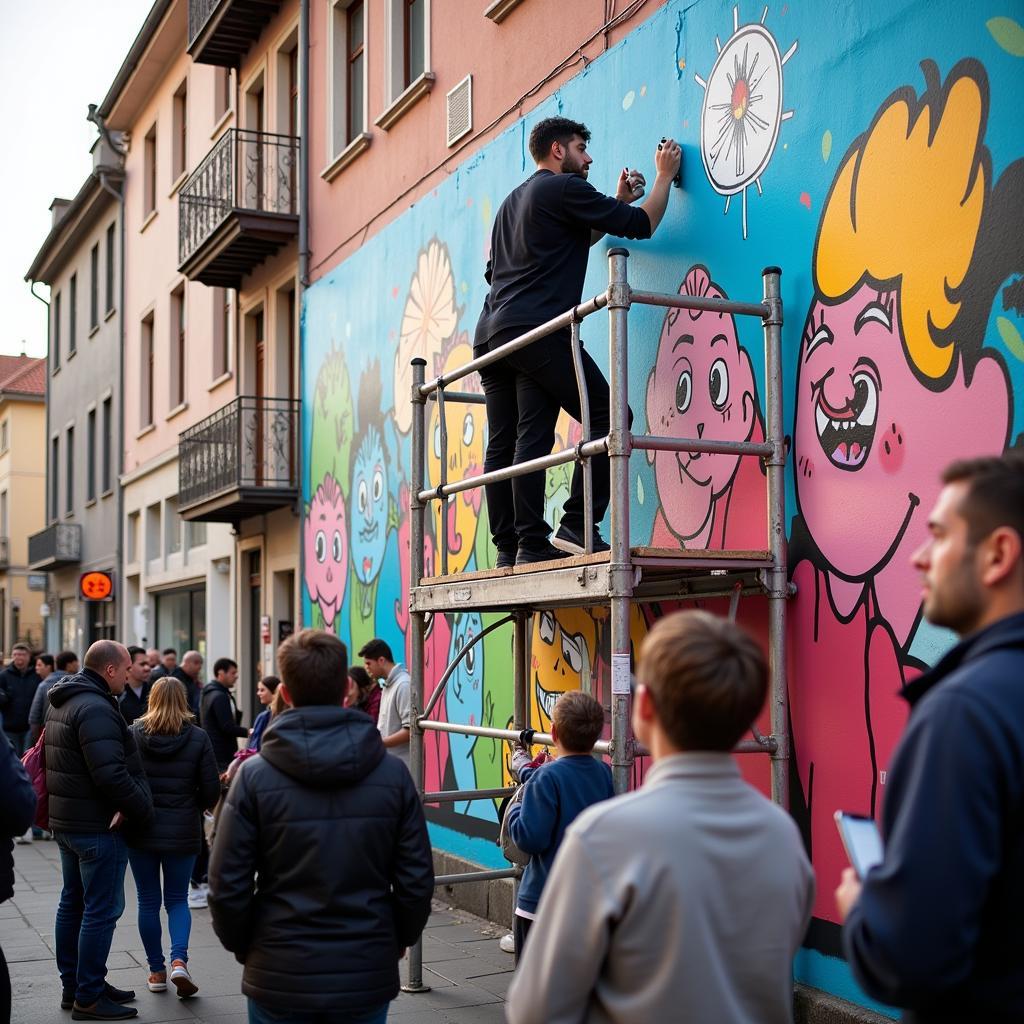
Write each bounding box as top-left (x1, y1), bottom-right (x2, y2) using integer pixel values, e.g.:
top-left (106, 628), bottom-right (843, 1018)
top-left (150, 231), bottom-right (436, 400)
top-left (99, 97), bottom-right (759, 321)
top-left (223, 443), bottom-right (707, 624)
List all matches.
top-left (25, 137), bottom-right (124, 656)
top-left (0, 358), bottom-right (47, 653)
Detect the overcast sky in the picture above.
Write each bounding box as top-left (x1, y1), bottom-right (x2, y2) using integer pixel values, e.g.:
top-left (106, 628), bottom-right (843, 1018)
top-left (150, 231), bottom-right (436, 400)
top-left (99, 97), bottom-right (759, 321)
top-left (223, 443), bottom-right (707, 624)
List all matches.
top-left (2, 0), bottom-right (153, 357)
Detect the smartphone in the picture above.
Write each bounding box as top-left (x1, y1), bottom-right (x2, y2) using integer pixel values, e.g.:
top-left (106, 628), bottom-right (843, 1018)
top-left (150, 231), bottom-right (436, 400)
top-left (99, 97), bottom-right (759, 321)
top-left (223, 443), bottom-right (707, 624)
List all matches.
top-left (834, 811), bottom-right (884, 878)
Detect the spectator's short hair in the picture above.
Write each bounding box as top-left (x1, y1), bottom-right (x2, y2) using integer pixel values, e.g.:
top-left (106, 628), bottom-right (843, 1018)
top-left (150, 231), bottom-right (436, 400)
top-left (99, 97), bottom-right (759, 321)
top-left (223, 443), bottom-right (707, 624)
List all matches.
top-left (11, 643), bottom-right (30, 654)
top-left (56, 651), bottom-right (78, 671)
top-left (84, 640), bottom-right (128, 676)
top-left (942, 453), bottom-right (1024, 547)
top-left (162, 647), bottom-right (177, 657)
top-left (127, 645), bottom-right (147, 663)
top-left (552, 691), bottom-right (605, 753)
top-left (260, 674), bottom-right (280, 693)
top-left (36, 653), bottom-right (55, 671)
top-left (637, 610), bottom-right (767, 752)
top-left (528, 116), bottom-right (591, 163)
top-left (278, 629), bottom-right (348, 707)
top-left (213, 657), bottom-right (238, 677)
top-left (357, 638), bottom-right (393, 662)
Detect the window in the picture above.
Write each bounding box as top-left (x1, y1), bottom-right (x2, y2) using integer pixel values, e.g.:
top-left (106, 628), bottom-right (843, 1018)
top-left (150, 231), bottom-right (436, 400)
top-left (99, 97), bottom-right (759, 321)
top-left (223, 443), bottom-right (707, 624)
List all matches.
top-left (172, 80), bottom-right (188, 181)
top-left (143, 124), bottom-right (157, 217)
top-left (1, 492), bottom-right (8, 537)
top-left (89, 244), bottom-right (99, 330)
top-left (65, 425), bottom-right (74, 515)
top-left (53, 292), bottom-right (61, 371)
top-left (170, 285), bottom-right (186, 408)
top-left (140, 312), bottom-right (154, 428)
top-left (214, 67), bottom-right (232, 121)
top-left (105, 222), bottom-right (116, 314)
top-left (213, 287), bottom-right (231, 379)
top-left (330, 0), bottom-right (368, 158)
top-left (0, 420), bottom-right (8, 452)
top-left (145, 503), bottom-right (161, 562)
top-left (187, 521), bottom-right (207, 549)
top-left (86, 408), bottom-right (96, 502)
top-left (50, 436), bottom-right (59, 521)
top-left (155, 585), bottom-right (206, 656)
top-left (165, 497), bottom-right (182, 556)
top-left (68, 273), bottom-right (77, 355)
top-left (380, 0), bottom-right (432, 122)
top-left (101, 397), bottom-right (112, 493)
top-left (127, 510), bottom-right (139, 563)
top-left (404, 0), bottom-right (426, 87)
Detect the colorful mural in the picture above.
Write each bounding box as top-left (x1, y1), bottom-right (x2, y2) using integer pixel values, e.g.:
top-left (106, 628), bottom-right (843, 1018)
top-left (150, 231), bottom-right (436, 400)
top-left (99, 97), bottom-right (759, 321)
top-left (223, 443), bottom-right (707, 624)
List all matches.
top-left (302, 0), bottom-right (1024, 1010)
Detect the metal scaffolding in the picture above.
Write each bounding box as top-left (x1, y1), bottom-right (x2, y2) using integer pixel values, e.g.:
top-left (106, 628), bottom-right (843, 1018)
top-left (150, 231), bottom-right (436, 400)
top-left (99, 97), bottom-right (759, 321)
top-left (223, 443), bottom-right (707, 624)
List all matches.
top-left (402, 249), bottom-right (788, 992)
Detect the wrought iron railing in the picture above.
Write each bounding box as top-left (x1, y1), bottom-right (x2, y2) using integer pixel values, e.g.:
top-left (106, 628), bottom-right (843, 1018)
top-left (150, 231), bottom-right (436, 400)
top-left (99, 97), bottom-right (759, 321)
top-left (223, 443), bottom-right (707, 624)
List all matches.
top-left (178, 129), bottom-right (300, 266)
top-left (28, 523), bottom-right (82, 567)
top-left (178, 396), bottom-right (301, 509)
top-left (188, 0), bottom-right (222, 49)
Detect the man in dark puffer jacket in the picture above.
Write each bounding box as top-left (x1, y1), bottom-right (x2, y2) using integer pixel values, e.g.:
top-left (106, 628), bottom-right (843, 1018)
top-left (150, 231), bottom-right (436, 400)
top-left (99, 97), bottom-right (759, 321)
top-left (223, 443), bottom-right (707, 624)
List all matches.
top-left (46, 641), bottom-right (154, 1021)
top-left (209, 629), bottom-right (434, 1024)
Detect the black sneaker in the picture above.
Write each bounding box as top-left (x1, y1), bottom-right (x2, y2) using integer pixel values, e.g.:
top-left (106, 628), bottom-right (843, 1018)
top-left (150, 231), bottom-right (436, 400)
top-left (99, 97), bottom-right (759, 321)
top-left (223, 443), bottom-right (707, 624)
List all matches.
top-left (70, 994), bottom-right (139, 1020)
top-left (495, 547), bottom-right (517, 569)
top-left (551, 524), bottom-right (611, 555)
top-left (62, 983), bottom-right (135, 1011)
top-left (515, 541), bottom-right (567, 566)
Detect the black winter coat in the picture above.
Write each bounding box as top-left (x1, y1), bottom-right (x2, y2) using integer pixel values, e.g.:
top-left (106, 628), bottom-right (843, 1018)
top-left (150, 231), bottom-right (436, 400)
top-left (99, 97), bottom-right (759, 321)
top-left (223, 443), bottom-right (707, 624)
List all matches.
top-left (170, 667), bottom-right (201, 715)
top-left (199, 682), bottom-right (248, 771)
top-left (0, 665), bottom-right (43, 733)
top-left (45, 669), bottom-right (154, 834)
top-left (208, 706), bottom-right (434, 1013)
top-left (118, 681), bottom-right (152, 725)
top-left (124, 723), bottom-right (220, 854)
top-left (1, 736), bottom-right (36, 903)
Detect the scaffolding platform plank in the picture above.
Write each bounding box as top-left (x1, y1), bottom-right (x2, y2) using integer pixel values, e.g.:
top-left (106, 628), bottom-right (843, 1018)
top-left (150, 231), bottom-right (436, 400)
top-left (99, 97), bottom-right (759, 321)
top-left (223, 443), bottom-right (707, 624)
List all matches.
top-left (411, 547), bottom-right (773, 613)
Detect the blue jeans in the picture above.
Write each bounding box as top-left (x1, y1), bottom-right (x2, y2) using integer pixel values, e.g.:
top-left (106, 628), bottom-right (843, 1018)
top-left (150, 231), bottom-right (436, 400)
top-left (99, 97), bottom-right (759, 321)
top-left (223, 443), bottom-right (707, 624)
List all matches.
top-left (247, 1000), bottom-right (388, 1024)
top-left (128, 849), bottom-right (196, 972)
top-left (54, 831), bottom-right (129, 1004)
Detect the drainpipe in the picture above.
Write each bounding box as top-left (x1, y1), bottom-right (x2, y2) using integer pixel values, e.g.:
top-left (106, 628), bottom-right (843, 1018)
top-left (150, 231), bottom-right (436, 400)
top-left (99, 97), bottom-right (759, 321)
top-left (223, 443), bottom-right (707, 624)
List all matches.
top-left (29, 283), bottom-right (52, 649)
top-left (88, 105), bottom-right (128, 643)
top-left (296, 0), bottom-right (310, 628)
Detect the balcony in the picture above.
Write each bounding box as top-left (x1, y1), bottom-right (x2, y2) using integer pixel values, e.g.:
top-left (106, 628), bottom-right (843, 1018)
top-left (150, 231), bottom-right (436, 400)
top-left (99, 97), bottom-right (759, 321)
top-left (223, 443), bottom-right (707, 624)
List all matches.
top-left (178, 129), bottom-right (299, 289)
top-left (178, 396), bottom-right (301, 523)
top-left (28, 523), bottom-right (82, 570)
top-left (188, 0), bottom-right (283, 68)
top-left (0, 537), bottom-right (8, 570)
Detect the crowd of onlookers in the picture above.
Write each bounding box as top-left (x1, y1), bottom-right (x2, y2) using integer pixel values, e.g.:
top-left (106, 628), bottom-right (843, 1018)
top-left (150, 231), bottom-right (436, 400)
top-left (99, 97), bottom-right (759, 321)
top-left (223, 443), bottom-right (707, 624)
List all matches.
top-left (2, 452), bottom-right (1024, 1024)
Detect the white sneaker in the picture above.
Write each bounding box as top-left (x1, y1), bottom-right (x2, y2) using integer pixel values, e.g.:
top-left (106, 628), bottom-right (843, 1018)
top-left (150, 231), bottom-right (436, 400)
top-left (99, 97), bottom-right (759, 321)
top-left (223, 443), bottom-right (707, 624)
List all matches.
top-left (170, 959), bottom-right (198, 998)
top-left (15, 828), bottom-right (32, 845)
top-left (187, 887), bottom-right (207, 909)
top-left (499, 932), bottom-right (515, 954)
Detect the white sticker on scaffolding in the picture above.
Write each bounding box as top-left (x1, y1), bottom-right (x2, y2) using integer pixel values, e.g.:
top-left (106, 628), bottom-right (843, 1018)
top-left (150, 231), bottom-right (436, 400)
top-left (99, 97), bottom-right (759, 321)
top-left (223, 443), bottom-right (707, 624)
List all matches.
top-left (611, 654), bottom-right (632, 695)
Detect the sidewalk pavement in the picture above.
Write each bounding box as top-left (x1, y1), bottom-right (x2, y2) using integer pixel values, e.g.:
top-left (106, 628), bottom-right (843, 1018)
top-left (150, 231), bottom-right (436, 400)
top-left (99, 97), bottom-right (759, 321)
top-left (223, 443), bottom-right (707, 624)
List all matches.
top-left (5, 840), bottom-right (512, 1024)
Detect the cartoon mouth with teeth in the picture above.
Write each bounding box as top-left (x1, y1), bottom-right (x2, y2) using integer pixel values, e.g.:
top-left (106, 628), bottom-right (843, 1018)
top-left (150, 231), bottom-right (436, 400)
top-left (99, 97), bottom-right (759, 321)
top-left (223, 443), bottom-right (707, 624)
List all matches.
top-left (534, 675), bottom-right (560, 728)
top-left (812, 361), bottom-right (879, 471)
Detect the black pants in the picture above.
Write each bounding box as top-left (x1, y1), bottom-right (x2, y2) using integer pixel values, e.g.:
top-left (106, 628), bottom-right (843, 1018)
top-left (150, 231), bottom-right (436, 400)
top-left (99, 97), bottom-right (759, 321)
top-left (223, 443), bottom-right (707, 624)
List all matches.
top-left (513, 914), bottom-right (532, 967)
top-left (477, 326), bottom-right (627, 551)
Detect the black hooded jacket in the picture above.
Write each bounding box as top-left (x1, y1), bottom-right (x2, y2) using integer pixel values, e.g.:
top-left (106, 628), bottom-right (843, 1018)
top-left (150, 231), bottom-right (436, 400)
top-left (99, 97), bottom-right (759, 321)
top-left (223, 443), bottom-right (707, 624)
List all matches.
top-left (0, 664), bottom-right (43, 733)
top-left (124, 723), bottom-right (220, 854)
top-left (45, 669), bottom-right (153, 834)
top-left (208, 706), bottom-right (434, 1013)
top-left (199, 681), bottom-right (248, 771)
top-left (1, 737), bottom-right (36, 903)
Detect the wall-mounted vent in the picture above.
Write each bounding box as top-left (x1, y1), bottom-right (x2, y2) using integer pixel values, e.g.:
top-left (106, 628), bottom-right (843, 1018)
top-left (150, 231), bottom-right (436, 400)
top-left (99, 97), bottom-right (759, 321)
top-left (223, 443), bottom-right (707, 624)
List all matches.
top-left (446, 75), bottom-right (472, 147)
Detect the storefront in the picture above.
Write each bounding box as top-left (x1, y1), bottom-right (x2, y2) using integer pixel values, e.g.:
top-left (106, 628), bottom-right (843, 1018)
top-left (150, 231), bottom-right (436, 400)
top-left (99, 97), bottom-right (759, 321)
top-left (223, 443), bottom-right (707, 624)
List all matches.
top-left (155, 584), bottom-right (206, 658)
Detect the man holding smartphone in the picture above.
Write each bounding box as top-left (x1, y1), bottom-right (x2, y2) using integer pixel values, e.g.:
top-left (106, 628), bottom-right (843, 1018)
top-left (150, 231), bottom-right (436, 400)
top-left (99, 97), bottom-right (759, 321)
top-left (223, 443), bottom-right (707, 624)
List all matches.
top-left (836, 454), bottom-right (1024, 1022)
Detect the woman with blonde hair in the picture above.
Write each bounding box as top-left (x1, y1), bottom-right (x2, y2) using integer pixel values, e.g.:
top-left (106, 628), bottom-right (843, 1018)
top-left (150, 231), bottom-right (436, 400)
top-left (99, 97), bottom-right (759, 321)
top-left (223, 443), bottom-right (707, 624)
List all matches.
top-left (125, 677), bottom-right (220, 999)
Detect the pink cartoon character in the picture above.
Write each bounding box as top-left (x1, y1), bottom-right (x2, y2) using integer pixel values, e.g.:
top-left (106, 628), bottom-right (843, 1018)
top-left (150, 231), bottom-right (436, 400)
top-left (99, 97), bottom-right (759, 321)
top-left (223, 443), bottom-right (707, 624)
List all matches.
top-left (646, 265), bottom-right (766, 551)
top-left (304, 473), bottom-right (348, 629)
top-left (790, 60), bottom-right (1012, 922)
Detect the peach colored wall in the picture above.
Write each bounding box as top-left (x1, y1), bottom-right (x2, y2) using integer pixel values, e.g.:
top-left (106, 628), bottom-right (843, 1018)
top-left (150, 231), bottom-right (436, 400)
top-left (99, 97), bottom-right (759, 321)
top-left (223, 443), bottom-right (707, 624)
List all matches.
top-left (307, 0), bottom-right (666, 280)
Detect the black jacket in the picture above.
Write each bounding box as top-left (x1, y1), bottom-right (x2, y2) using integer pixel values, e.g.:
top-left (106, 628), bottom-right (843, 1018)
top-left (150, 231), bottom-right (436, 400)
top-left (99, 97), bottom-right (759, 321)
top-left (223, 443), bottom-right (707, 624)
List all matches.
top-left (208, 706), bottom-right (434, 1013)
top-left (199, 682), bottom-right (248, 771)
top-left (1, 736), bottom-right (36, 903)
top-left (170, 667), bottom-right (201, 715)
top-left (0, 665), bottom-right (43, 733)
top-left (118, 680), bottom-right (152, 725)
top-left (844, 612), bottom-right (1024, 1022)
top-left (45, 669), bottom-right (154, 834)
top-left (124, 723), bottom-right (220, 854)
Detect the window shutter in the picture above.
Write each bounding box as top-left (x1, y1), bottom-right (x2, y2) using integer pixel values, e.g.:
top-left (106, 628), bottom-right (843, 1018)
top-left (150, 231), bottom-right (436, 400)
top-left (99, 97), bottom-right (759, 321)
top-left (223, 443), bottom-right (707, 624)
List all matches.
top-left (446, 75), bottom-right (472, 147)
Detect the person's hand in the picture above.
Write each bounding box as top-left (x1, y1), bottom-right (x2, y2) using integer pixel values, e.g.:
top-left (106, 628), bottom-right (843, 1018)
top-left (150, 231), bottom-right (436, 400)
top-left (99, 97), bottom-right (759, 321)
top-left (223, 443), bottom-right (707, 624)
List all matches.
top-left (615, 167), bottom-right (646, 203)
top-left (834, 867), bottom-right (862, 921)
top-left (528, 750), bottom-right (553, 770)
top-left (510, 744), bottom-right (533, 781)
top-left (654, 138), bottom-right (682, 182)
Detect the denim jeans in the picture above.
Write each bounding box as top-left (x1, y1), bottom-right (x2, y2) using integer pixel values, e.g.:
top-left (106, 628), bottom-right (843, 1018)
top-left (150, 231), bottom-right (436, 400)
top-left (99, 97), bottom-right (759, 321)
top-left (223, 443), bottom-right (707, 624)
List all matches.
top-left (54, 831), bottom-right (129, 1004)
top-left (247, 1000), bottom-right (388, 1024)
top-left (128, 848), bottom-right (196, 972)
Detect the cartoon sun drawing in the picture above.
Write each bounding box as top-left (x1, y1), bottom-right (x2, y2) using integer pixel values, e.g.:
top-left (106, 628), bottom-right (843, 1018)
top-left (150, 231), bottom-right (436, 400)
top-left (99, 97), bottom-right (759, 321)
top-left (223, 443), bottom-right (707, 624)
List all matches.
top-left (695, 5), bottom-right (797, 238)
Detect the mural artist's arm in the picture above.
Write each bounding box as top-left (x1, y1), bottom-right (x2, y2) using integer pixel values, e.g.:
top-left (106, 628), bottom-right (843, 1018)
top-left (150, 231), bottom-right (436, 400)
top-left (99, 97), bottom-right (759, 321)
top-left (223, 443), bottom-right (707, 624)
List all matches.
top-left (635, 138), bottom-right (681, 235)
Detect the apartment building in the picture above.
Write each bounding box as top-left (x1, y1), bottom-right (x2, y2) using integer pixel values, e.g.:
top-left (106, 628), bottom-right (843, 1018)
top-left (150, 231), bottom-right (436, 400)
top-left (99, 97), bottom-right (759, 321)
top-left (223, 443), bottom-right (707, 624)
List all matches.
top-left (25, 136), bottom-right (124, 655)
top-left (0, 358), bottom-right (47, 653)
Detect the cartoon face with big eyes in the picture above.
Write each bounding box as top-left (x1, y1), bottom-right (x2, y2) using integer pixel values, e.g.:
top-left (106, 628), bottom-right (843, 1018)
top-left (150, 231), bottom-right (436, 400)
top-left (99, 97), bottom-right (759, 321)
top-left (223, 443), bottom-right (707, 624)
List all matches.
top-left (427, 339), bottom-right (487, 574)
top-left (645, 266), bottom-right (759, 547)
top-left (303, 474), bottom-right (347, 628)
top-left (530, 608), bottom-right (596, 735)
top-left (349, 424), bottom-right (388, 585)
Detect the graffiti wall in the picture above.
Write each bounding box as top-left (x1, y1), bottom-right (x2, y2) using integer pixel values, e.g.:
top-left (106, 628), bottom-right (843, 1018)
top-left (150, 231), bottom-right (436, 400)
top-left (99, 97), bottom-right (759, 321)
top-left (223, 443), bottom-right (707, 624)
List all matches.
top-left (302, 0), bottom-right (1024, 1010)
